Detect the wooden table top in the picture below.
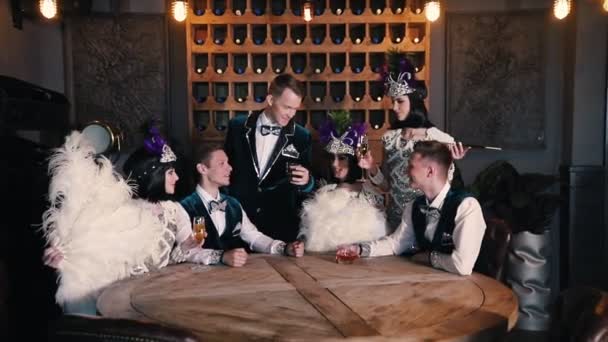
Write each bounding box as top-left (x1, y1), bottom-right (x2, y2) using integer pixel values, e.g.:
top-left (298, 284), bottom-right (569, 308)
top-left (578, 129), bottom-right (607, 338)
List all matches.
top-left (97, 254), bottom-right (518, 341)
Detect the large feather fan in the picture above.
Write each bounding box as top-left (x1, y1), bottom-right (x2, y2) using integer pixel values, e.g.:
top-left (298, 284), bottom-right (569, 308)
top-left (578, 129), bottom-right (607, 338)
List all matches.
top-left (300, 186), bottom-right (388, 252)
top-left (41, 131), bottom-right (166, 308)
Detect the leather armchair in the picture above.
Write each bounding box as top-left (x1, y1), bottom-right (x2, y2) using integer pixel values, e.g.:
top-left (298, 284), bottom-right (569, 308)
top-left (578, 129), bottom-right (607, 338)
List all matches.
top-left (551, 286), bottom-right (608, 342)
top-left (474, 216), bottom-right (511, 280)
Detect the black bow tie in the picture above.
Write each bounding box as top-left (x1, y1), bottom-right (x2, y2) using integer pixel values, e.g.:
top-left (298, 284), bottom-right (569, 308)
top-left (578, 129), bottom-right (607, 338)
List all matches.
top-left (260, 125), bottom-right (281, 136)
top-left (419, 204), bottom-right (441, 220)
top-left (209, 200), bottom-right (227, 214)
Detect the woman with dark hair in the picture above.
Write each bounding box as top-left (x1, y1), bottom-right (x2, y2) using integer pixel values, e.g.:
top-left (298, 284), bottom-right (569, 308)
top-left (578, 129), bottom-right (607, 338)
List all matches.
top-left (359, 55), bottom-right (468, 231)
top-left (41, 127), bottom-right (204, 315)
top-left (298, 111), bottom-right (387, 252)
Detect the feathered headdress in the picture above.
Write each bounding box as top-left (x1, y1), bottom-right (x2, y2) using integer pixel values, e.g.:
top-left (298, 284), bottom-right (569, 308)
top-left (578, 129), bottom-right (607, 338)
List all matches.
top-left (319, 110), bottom-right (367, 156)
top-left (380, 49), bottom-right (419, 97)
top-left (143, 126), bottom-right (176, 164)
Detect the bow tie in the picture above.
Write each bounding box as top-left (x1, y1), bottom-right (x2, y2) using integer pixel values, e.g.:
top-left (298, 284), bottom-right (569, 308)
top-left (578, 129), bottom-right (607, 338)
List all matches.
top-left (260, 125), bottom-right (281, 136)
top-left (419, 204), bottom-right (441, 220)
top-left (208, 200), bottom-right (227, 214)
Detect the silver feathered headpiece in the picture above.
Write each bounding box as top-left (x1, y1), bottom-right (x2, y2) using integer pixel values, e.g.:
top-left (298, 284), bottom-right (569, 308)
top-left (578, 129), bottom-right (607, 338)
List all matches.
top-left (384, 72), bottom-right (416, 97)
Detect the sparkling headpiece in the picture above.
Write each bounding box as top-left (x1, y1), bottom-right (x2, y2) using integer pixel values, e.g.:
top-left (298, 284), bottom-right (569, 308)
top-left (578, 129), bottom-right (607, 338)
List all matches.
top-left (319, 110), bottom-right (367, 156)
top-left (385, 72), bottom-right (416, 97)
top-left (143, 126), bottom-right (176, 163)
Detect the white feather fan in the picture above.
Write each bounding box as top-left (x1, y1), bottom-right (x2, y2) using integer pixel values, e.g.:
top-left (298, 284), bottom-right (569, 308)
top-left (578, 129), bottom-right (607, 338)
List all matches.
top-left (300, 186), bottom-right (388, 252)
top-left (41, 131), bottom-right (166, 309)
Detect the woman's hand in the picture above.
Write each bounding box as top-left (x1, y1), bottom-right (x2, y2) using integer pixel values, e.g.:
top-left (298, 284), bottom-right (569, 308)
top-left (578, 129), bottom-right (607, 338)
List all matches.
top-left (286, 241), bottom-right (305, 257)
top-left (181, 232), bottom-right (206, 251)
top-left (449, 142), bottom-right (470, 160)
top-left (42, 247), bottom-right (64, 269)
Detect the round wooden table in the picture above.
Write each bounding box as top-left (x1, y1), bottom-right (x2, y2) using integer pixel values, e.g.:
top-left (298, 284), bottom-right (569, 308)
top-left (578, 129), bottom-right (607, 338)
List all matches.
top-left (98, 254), bottom-right (518, 341)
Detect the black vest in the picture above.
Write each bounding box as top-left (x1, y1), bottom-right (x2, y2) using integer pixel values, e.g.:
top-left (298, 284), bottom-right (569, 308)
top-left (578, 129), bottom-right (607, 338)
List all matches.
top-left (180, 192), bottom-right (246, 251)
top-left (412, 190), bottom-right (472, 254)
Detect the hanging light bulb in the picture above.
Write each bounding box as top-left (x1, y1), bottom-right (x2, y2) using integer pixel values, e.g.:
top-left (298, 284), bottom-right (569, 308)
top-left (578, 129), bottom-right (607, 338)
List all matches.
top-left (303, 1), bottom-right (314, 22)
top-left (603, 0), bottom-right (608, 12)
top-left (553, 0), bottom-right (571, 20)
top-left (424, 1), bottom-right (441, 22)
top-left (172, 0), bottom-right (188, 22)
top-left (39, 0), bottom-right (58, 19)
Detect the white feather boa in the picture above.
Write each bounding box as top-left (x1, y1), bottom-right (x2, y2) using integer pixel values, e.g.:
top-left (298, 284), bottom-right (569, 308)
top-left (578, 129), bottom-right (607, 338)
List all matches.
top-left (300, 185), bottom-right (388, 252)
top-left (41, 131), bottom-right (166, 310)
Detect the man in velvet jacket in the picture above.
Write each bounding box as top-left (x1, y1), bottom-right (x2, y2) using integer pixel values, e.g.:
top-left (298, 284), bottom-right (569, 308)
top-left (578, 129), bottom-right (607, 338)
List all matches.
top-left (224, 73), bottom-right (314, 243)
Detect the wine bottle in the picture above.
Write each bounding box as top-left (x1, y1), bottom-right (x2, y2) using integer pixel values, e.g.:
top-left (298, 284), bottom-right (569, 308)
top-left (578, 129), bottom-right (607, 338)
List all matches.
top-left (234, 83), bottom-right (248, 103)
top-left (369, 81), bottom-right (384, 102)
top-left (350, 110), bottom-right (365, 124)
top-left (213, 83), bottom-right (228, 103)
top-left (194, 54), bottom-right (208, 74)
top-left (390, 0), bottom-right (404, 14)
top-left (369, 52), bottom-right (385, 73)
top-left (406, 51), bottom-right (425, 73)
top-left (234, 111), bottom-right (249, 118)
top-left (212, 0), bottom-right (226, 15)
top-left (252, 25), bottom-right (267, 45)
top-left (193, 82), bottom-right (209, 103)
top-left (291, 53), bottom-right (306, 74)
top-left (390, 23), bottom-right (405, 43)
top-left (214, 111), bottom-right (229, 131)
top-left (311, 110), bottom-right (328, 130)
top-left (252, 54), bottom-right (267, 74)
top-left (232, 0), bottom-right (245, 15)
top-left (290, 0), bottom-right (301, 15)
top-left (370, 0), bottom-right (385, 14)
top-left (310, 82), bottom-right (326, 103)
top-left (369, 110), bottom-right (385, 130)
top-left (408, 23), bottom-right (425, 44)
top-left (349, 81), bottom-right (365, 102)
top-left (213, 53), bottom-right (228, 74)
top-left (253, 82), bottom-right (268, 103)
top-left (271, 24), bottom-right (287, 45)
top-left (271, 53), bottom-right (287, 74)
top-left (272, 0), bottom-right (286, 15)
top-left (350, 0), bottom-right (364, 15)
top-left (330, 0), bottom-right (345, 15)
top-left (212, 25), bottom-right (227, 45)
top-left (330, 53), bottom-right (345, 73)
top-left (252, 0), bottom-right (266, 15)
top-left (369, 23), bottom-right (385, 44)
top-left (295, 110), bottom-right (308, 126)
top-left (290, 24), bottom-right (306, 45)
top-left (311, 24), bottom-right (326, 45)
top-left (310, 53), bottom-right (326, 74)
top-left (193, 110), bottom-right (210, 132)
top-left (330, 24), bottom-right (345, 44)
top-left (330, 82), bottom-right (345, 102)
top-left (349, 53), bottom-right (365, 74)
top-left (232, 24), bottom-right (247, 45)
top-left (193, 0), bottom-right (207, 15)
top-left (233, 54), bottom-right (247, 75)
top-left (349, 24), bottom-right (365, 45)
top-left (194, 25), bottom-right (207, 45)
top-left (410, 0), bottom-right (423, 14)
top-left (314, 0), bottom-right (326, 15)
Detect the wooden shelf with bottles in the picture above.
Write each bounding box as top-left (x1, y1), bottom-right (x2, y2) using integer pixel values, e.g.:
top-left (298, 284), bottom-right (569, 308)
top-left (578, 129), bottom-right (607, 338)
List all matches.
top-left (186, 0), bottom-right (431, 146)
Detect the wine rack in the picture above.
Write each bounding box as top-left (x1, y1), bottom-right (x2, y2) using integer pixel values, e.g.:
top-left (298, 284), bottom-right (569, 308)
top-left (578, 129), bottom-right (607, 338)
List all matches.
top-left (186, 0), bottom-right (431, 157)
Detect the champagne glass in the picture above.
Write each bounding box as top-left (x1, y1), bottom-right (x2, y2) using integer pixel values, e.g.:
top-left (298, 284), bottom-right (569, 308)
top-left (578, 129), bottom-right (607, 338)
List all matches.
top-left (193, 216), bottom-right (206, 244)
top-left (357, 134), bottom-right (369, 182)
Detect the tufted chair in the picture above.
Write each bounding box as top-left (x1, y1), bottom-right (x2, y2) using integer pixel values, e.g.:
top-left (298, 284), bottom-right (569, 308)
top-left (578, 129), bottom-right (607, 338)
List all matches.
top-left (474, 216), bottom-right (512, 281)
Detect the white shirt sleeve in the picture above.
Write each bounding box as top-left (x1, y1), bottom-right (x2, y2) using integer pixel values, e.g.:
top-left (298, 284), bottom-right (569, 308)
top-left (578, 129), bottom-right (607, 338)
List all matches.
top-left (426, 127), bottom-right (455, 144)
top-left (429, 198), bottom-right (486, 275)
top-left (363, 202), bottom-right (418, 257)
top-left (238, 208), bottom-right (285, 254)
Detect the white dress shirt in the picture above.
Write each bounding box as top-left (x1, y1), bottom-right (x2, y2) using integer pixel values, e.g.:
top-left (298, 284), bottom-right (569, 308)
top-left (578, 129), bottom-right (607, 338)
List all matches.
top-left (362, 182), bottom-right (486, 275)
top-left (255, 112), bottom-right (281, 175)
top-left (173, 185), bottom-right (286, 265)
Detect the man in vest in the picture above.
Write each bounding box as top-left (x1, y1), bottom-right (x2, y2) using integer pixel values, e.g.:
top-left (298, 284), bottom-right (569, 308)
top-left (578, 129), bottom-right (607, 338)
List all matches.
top-left (337, 140), bottom-right (486, 275)
top-left (180, 145), bottom-right (304, 267)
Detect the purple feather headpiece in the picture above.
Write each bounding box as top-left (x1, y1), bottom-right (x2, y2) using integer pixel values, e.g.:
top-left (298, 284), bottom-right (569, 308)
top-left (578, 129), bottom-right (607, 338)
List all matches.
top-left (319, 111), bottom-right (367, 156)
top-left (380, 54), bottom-right (419, 97)
top-left (143, 126), bottom-right (176, 163)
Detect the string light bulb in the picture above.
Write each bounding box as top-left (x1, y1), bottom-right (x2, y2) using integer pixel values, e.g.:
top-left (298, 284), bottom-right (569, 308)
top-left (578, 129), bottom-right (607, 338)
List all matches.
top-left (603, 0), bottom-right (608, 12)
top-left (553, 0), bottom-right (571, 20)
top-left (39, 0), bottom-right (57, 19)
top-left (424, 1), bottom-right (441, 22)
top-left (303, 1), bottom-right (314, 22)
top-left (172, 0), bottom-right (188, 22)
